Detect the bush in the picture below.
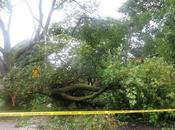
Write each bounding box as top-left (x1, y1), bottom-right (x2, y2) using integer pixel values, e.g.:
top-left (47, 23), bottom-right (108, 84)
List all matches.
top-left (101, 57), bottom-right (175, 125)
top-left (120, 58), bottom-right (175, 109)
top-left (29, 94), bottom-right (54, 111)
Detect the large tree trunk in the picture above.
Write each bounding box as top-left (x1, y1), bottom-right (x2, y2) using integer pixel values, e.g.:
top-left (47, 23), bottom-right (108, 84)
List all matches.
top-left (0, 18), bottom-right (11, 52)
top-left (50, 83), bottom-right (110, 102)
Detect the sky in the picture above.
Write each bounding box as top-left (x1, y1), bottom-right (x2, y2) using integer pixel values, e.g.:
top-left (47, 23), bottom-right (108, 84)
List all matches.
top-left (0, 0), bottom-right (127, 46)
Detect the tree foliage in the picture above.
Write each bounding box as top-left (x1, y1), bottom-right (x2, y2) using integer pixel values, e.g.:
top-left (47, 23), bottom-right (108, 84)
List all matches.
top-left (0, 0), bottom-right (175, 126)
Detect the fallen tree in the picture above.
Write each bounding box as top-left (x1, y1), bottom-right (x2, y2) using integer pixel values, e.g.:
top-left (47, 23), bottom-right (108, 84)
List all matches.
top-left (0, 0), bottom-right (99, 107)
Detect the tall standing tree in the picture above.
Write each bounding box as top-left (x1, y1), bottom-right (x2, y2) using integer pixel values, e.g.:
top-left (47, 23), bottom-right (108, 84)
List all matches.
top-left (0, 0), bottom-right (59, 76)
top-left (0, 0), bottom-right (114, 106)
top-left (119, 0), bottom-right (175, 62)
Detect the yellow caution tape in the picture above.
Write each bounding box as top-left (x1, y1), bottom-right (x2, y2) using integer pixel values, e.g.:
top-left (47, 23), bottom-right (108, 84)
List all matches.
top-left (0, 109), bottom-right (174, 117)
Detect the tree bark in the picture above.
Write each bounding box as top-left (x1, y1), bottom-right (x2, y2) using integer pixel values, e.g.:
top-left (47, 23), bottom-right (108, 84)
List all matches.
top-left (33, 0), bottom-right (43, 41)
top-left (58, 86), bottom-right (108, 101)
top-left (52, 83), bottom-right (101, 93)
top-left (39, 0), bottom-right (56, 39)
top-left (0, 18), bottom-right (11, 51)
top-left (51, 84), bottom-right (109, 102)
top-left (15, 0), bottom-right (57, 59)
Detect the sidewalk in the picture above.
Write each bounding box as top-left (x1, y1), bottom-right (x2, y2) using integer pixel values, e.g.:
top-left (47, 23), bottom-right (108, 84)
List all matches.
top-left (0, 119), bottom-right (36, 130)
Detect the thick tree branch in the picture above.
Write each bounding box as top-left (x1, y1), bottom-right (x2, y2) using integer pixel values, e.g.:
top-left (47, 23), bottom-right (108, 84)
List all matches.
top-left (7, 1), bottom-right (12, 34)
top-left (52, 83), bottom-right (100, 93)
top-left (33, 0), bottom-right (43, 41)
top-left (58, 85), bottom-right (108, 101)
top-left (40, 0), bottom-right (56, 39)
top-left (15, 0), bottom-right (57, 59)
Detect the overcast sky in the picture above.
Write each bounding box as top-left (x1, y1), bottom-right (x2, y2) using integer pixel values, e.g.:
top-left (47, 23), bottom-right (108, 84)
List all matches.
top-left (0, 0), bottom-right (127, 46)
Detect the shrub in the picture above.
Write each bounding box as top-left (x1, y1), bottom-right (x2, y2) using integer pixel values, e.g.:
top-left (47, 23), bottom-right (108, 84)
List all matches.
top-left (101, 57), bottom-right (175, 125)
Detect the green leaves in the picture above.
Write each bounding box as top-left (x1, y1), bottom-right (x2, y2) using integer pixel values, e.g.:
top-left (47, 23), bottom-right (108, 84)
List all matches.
top-left (101, 57), bottom-right (175, 109)
top-left (99, 48), bottom-right (122, 84)
top-left (72, 18), bottom-right (127, 82)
